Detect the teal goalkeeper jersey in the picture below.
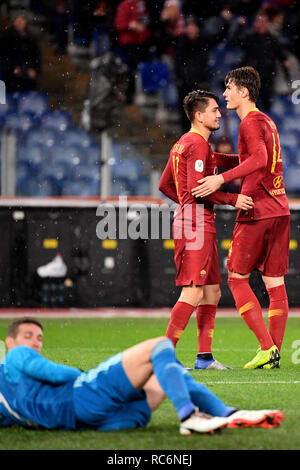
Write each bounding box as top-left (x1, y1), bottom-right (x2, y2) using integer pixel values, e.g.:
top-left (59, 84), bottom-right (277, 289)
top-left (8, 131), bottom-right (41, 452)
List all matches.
top-left (0, 345), bottom-right (81, 429)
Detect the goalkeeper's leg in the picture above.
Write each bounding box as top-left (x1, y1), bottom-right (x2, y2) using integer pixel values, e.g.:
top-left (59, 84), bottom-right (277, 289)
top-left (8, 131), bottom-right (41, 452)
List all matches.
top-left (122, 337), bottom-right (233, 420)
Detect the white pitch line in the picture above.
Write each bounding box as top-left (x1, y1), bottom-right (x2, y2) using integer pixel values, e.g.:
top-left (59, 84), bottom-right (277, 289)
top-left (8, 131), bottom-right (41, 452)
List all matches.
top-left (203, 381), bottom-right (300, 385)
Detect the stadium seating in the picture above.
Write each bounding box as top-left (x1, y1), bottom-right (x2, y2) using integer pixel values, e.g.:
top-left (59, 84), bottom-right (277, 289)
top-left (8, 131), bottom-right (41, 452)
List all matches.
top-left (137, 62), bottom-right (170, 94)
top-left (0, 78), bottom-right (299, 197)
top-left (4, 111), bottom-right (36, 134)
top-left (16, 92), bottom-right (49, 118)
top-left (40, 110), bottom-right (72, 132)
top-left (136, 61), bottom-right (178, 108)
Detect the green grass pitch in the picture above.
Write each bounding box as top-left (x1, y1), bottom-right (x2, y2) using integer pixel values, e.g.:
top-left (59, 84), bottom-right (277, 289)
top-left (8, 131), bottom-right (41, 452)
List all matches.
top-left (0, 316), bottom-right (300, 450)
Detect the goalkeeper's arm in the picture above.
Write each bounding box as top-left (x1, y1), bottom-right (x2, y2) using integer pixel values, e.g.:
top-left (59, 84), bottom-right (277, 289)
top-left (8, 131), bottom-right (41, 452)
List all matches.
top-left (5, 345), bottom-right (82, 384)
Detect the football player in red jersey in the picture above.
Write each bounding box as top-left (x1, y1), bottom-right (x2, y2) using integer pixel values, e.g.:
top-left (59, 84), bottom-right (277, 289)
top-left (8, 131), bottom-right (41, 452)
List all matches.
top-left (192, 67), bottom-right (290, 369)
top-left (159, 90), bottom-right (254, 370)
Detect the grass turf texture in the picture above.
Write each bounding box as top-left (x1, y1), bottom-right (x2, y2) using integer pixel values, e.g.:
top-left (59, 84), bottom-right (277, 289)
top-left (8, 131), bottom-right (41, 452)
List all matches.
top-left (0, 316), bottom-right (300, 450)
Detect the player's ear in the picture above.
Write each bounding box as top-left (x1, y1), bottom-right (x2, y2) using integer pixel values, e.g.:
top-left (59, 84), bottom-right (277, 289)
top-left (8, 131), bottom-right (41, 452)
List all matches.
top-left (240, 86), bottom-right (249, 99)
top-left (194, 110), bottom-right (203, 123)
top-left (5, 337), bottom-right (15, 350)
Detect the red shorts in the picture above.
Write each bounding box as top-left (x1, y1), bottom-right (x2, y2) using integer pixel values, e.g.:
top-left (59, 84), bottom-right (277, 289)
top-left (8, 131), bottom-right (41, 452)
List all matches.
top-left (174, 230), bottom-right (221, 286)
top-left (227, 215), bottom-right (290, 277)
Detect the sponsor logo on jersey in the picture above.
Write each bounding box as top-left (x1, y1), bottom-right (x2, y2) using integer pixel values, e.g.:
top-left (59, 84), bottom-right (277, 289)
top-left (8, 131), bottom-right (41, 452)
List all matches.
top-left (269, 175), bottom-right (285, 196)
top-left (273, 175), bottom-right (283, 188)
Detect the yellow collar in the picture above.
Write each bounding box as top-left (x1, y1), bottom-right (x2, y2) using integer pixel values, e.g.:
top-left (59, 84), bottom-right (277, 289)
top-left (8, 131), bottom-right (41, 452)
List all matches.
top-left (243, 107), bottom-right (259, 119)
top-left (189, 128), bottom-right (207, 141)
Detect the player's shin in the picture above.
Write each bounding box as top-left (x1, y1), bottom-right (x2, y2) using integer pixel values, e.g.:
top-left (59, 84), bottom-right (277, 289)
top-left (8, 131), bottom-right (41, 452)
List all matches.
top-left (166, 302), bottom-right (195, 347)
top-left (150, 338), bottom-right (195, 420)
top-left (181, 368), bottom-right (236, 417)
top-left (267, 284), bottom-right (289, 352)
top-left (196, 304), bottom-right (216, 353)
top-left (228, 276), bottom-right (274, 350)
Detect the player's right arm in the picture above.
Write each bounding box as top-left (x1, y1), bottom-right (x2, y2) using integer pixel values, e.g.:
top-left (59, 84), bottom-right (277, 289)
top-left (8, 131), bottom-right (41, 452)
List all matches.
top-left (5, 346), bottom-right (82, 385)
top-left (159, 157), bottom-right (179, 203)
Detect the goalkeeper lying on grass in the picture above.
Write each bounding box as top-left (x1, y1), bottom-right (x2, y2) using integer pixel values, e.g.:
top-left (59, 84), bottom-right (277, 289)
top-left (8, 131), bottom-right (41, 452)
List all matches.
top-left (0, 317), bottom-right (284, 435)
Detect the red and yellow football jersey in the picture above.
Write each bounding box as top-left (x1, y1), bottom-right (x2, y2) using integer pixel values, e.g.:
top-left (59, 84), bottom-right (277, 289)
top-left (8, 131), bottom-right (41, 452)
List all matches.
top-left (222, 109), bottom-right (290, 222)
top-left (159, 129), bottom-right (238, 233)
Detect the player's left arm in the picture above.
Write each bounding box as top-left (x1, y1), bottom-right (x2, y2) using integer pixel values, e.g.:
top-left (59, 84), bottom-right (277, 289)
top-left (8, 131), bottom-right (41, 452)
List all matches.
top-left (214, 152), bottom-right (239, 168)
top-left (192, 119), bottom-right (268, 197)
top-left (203, 190), bottom-right (254, 211)
top-left (5, 346), bottom-right (82, 385)
top-left (186, 143), bottom-right (252, 209)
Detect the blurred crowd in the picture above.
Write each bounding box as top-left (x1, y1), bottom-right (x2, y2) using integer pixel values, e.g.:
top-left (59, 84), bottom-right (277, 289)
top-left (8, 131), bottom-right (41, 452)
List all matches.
top-left (0, 1), bottom-right (299, 197)
top-left (0, 0), bottom-right (300, 128)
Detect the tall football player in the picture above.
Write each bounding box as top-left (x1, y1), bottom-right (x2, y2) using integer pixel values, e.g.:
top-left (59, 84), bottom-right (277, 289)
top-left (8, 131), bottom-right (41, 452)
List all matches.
top-left (192, 67), bottom-right (290, 369)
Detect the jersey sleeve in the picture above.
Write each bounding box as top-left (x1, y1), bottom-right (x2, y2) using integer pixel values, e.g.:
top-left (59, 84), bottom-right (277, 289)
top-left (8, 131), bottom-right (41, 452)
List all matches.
top-left (205, 191), bottom-right (238, 207)
top-left (214, 152), bottom-right (239, 168)
top-left (5, 346), bottom-right (82, 385)
top-left (187, 141), bottom-right (238, 206)
top-left (222, 118), bottom-right (268, 184)
top-left (158, 157), bottom-right (179, 203)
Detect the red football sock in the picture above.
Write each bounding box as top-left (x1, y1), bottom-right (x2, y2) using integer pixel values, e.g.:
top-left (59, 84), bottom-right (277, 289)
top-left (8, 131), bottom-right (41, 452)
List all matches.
top-left (228, 276), bottom-right (274, 350)
top-left (267, 284), bottom-right (289, 352)
top-left (166, 301), bottom-right (195, 347)
top-left (196, 304), bottom-right (217, 353)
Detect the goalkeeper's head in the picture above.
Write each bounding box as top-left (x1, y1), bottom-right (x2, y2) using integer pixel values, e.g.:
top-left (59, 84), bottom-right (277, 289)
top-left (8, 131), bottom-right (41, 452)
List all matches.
top-left (6, 317), bottom-right (44, 353)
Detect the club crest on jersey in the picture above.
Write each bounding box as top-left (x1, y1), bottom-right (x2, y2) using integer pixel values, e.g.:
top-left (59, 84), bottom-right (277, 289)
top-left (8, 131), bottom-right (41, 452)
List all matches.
top-left (200, 269), bottom-right (207, 278)
top-left (195, 160), bottom-right (204, 172)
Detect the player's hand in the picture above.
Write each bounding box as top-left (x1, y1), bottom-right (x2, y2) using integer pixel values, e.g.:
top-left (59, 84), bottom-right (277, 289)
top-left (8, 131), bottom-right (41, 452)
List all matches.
top-left (192, 174), bottom-right (224, 198)
top-left (235, 194), bottom-right (254, 211)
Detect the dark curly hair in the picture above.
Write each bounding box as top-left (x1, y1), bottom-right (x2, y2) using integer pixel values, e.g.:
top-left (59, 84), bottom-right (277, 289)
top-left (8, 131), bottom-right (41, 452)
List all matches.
top-left (183, 90), bottom-right (219, 122)
top-left (225, 66), bottom-right (261, 103)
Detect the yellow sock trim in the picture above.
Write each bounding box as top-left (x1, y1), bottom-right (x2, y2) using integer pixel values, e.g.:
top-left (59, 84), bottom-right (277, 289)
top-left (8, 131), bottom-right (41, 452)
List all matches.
top-left (268, 309), bottom-right (283, 318)
top-left (239, 301), bottom-right (255, 315)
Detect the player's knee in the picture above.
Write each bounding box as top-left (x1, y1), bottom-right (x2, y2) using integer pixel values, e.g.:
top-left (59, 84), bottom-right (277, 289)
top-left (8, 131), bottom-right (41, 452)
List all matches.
top-left (150, 337), bottom-right (174, 362)
top-left (179, 285), bottom-right (203, 307)
top-left (214, 287), bottom-right (222, 305)
top-left (213, 286), bottom-right (221, 304)
top-left (153, 336), bottom-right (171, 347)
top-left (189, 290), bottom-right (204, 306)
top-left (262, 275), bottom-right (285, 290)
top-left (203, 285), bottom-right (221, 305)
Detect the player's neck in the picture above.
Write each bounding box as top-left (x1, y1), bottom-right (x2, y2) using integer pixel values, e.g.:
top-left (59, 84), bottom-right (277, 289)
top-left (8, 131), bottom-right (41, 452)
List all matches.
top-left (190, 123), bottom-right (211, 141)
top-left (236, 101), bottom-right (258, 120)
